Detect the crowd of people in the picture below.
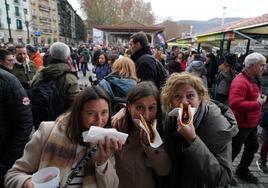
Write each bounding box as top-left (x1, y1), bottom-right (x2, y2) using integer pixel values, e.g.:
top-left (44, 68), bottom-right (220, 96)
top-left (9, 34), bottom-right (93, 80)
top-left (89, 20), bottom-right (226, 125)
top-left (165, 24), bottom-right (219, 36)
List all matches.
top-left (0, 30), bottom-right (267, 188)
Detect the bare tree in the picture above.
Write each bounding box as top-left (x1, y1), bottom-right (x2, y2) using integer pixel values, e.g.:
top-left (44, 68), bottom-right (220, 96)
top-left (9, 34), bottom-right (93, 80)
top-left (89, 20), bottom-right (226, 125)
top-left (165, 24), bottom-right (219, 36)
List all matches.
top-left (80, 0), bottom-right (155, 28)
top-left (161, 19), bottom-right (190, 40)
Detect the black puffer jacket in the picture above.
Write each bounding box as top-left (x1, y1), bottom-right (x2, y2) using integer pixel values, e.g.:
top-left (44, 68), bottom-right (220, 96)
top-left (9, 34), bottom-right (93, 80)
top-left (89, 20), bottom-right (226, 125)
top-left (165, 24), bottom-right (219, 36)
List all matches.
top-left (131, 46), bottom-right (157, 85)
top-left (0, 68), bottom-right (33, 169)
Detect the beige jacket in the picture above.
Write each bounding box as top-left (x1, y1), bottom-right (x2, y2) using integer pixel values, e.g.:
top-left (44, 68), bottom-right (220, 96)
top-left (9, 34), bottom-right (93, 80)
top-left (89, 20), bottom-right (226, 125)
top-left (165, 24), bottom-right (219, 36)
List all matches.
top-left (4, 122), bottom-right (119, 188)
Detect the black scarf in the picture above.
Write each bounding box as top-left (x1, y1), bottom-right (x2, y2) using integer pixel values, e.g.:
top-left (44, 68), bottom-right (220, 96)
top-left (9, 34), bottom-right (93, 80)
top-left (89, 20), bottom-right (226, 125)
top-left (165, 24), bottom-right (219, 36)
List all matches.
top-left (0, 65), bottom-right (11, 73)
top-left (131, 46), bottom-right (152, 62)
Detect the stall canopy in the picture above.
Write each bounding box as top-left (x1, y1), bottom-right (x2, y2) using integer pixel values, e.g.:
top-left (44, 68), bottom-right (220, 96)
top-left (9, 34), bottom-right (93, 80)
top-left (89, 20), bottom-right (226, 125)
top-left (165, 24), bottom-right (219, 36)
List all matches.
top-left (94, 21), bottom-right (164, 46)
top-left (196, 13), bottom-right (268, 54)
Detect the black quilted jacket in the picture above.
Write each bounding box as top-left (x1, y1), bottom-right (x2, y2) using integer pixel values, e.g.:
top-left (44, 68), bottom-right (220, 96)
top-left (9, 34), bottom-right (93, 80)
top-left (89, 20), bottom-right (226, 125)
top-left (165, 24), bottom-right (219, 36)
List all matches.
top-left (0, 68), bottom-right (33, 169)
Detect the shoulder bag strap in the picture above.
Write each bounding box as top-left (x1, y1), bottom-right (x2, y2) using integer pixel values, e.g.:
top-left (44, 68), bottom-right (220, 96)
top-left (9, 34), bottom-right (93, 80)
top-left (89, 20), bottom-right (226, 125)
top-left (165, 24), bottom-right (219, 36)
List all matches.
top-left (62, 145), bottom-right (97, 188)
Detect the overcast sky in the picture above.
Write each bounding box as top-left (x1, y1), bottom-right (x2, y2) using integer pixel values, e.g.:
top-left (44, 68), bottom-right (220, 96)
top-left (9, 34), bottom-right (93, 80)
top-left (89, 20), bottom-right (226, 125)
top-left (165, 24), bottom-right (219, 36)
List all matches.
top-left (68, 0), bottom-right (268, 22)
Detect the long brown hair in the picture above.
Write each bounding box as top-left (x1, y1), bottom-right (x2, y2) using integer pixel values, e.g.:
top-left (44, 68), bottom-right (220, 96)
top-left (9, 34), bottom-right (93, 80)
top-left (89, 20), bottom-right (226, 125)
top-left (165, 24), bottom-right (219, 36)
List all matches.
top-left (122, 81), bottom-right (163, 135)
top-left (65, 86), bottom-right (111, 145)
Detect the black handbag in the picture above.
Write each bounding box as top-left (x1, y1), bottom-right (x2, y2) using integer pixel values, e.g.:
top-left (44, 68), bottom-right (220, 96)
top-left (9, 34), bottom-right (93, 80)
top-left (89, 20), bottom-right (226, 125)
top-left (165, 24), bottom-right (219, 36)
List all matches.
top-left (260, 112), bottom-right (268, 128)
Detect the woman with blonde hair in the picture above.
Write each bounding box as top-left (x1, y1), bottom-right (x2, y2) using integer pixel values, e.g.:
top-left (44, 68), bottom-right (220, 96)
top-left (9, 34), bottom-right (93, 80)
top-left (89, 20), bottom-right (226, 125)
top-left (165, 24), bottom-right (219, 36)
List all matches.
top-left (98, 56), bottom-right (137, 114)
top-left (161, 72), bottom-right (238, 187)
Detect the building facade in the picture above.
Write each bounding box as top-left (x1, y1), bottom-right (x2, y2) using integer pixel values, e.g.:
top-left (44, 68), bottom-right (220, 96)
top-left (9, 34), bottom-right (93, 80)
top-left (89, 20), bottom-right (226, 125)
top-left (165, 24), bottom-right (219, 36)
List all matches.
top-left (30, 0), bottom-right (59, 45)
top-left (0, 0), bottom-right (31, 43)
top-left (0, 0), bottom-right (86, 45)
top-left (57, 0), bottom-right (86, 45)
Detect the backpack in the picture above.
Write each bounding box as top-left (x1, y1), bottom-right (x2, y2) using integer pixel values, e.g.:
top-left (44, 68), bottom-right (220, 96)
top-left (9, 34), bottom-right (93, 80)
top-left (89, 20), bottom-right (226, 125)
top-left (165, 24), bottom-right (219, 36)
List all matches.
top-left (137, 54), bottom-right (168, 89)
top-left (29, 72), bottom-right (69, 129)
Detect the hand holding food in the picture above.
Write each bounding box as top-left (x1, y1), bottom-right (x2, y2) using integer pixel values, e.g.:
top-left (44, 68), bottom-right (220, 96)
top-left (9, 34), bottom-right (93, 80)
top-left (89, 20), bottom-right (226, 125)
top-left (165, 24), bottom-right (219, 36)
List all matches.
top-left (179, 103), bottom-right (194, 127)
top-left (140, 114), bottom-right (155, 143)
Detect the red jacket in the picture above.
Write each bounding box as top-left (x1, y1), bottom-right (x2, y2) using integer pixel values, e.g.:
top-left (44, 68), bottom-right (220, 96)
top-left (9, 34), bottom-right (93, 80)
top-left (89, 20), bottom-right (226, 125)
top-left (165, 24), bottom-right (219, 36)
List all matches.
top-left (229, 70), bottom-right (262, 128)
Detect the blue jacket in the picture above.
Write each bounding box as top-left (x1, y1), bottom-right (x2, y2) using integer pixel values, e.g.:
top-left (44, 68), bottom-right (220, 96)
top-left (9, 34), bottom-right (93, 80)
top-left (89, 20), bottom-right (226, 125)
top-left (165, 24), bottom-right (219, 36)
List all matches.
top-left (99, 73), bottom-right (137, 98)
top-left (93, 63), bottom-right (111, 81)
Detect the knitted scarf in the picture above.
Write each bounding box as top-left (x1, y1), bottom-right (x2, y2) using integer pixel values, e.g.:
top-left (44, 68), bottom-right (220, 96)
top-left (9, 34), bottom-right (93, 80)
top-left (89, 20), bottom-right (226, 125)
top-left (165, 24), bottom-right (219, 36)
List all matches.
top-left (39, 119), bottom-right (98, 188)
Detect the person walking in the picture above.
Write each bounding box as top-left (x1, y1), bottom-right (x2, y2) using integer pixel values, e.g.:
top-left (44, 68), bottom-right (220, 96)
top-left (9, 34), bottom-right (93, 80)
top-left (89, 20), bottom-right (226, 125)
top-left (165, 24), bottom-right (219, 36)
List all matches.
top-left (230, 52), bottom-right (267, 184)
top-left (256, 62), bottom-right (268, 174)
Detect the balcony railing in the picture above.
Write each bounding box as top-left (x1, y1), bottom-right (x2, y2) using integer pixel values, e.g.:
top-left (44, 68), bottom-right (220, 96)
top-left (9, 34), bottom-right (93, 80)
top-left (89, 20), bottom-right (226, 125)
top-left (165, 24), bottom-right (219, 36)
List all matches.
top-left (39, 16), bottom-right (51, 23)
top-left (39, 4), bottom-right (50, 12)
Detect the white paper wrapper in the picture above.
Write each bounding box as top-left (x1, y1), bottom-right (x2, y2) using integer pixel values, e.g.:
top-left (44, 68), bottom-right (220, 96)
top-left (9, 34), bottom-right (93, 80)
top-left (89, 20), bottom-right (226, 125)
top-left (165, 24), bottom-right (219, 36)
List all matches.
top-left (82, 126), bottom-right (128, 144)
top-left (134, 119), bottom-right (163, 148)
top-left (168, 105), bottom-right (197, 126)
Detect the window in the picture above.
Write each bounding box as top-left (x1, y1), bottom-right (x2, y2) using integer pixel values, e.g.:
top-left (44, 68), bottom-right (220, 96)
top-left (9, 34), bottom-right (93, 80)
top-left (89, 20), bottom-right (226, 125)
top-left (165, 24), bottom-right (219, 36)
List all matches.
top-left (24, 9), bottom-right (27, 14)
top-left (15, 7), bottom-right (20, 16)
top-left (16, 19), bottom-right (22, 29)
top-left (14, 0), bottom-right (19, 3)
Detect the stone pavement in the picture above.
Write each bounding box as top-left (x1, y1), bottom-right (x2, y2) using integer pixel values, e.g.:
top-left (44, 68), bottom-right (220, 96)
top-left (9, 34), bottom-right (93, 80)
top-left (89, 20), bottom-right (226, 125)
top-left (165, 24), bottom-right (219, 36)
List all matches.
top-left (232, 142), bottom-right (268, 188)
top-left (77, 66), bottom-right (92, 89)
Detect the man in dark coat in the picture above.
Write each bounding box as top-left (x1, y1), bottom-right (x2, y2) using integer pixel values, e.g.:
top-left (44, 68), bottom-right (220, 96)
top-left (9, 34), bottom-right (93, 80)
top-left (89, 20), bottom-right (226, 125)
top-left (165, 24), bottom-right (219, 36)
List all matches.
top-left (129, 31), bottom-right (158, 87)
top-left (0, 67), bottom-right (33, 187)
top-left (12, 44), bottom-right (36, 90)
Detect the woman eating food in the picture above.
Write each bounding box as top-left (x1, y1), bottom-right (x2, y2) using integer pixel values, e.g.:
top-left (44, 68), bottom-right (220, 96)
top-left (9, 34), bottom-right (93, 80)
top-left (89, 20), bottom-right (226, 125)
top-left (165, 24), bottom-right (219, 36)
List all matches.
top-left (161, 72), bottom-right (238, 187)
top-left (114, 81), bottom-right (170, 188)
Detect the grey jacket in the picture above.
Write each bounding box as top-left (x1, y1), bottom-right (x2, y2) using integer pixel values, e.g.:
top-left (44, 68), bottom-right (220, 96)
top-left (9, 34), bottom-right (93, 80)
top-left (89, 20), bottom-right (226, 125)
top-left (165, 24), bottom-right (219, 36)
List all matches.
top-left (164, 101), bottom-right (238, 188)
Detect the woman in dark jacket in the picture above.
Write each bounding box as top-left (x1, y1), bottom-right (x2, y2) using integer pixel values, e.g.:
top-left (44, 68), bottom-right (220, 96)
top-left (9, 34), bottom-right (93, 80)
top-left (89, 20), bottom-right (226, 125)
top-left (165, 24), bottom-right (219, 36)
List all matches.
top-left (214, 54), bottom-right (236, 104)
top-left (165, 51), bottom-right (183, 75)
top-left (256, 63), bottom-right (268, 173)
top-left (161, 72), bottom-right (238, 188)
top-left (205, 53), bottom-right (218, 89)
top-left (91, 53), bottom-right (111, 85)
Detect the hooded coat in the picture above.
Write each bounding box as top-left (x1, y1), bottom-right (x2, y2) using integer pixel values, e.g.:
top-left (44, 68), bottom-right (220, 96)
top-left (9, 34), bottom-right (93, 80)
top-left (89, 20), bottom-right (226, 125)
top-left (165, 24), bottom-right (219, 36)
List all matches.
top-left (186, 60), bottom-right (208, 87)
top-left (31, 62), bottom-right (80, 122)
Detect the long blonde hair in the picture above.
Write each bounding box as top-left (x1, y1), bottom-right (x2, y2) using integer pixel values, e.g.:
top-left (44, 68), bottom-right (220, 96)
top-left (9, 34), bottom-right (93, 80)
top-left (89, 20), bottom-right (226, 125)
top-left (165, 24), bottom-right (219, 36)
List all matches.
top-left (112, 57), bottom-right (137, 80)
top-left (161, 72), bottom-right (210, 111)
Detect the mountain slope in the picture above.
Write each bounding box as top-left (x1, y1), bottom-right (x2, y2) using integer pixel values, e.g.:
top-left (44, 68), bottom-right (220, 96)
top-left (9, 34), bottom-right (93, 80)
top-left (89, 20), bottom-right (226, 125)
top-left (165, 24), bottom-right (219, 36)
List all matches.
top-left (177, 17), bottom-right (243, 34)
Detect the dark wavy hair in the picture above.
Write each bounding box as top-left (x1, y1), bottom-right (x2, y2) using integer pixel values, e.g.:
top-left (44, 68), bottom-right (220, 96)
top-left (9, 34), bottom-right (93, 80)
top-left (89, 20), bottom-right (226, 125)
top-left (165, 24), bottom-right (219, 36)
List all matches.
top-left (130, 31), bottom-right (149, 49)
top-left (0, 49), bottom-right (12, 62)
top-left (65, 86), bottom-right (111, 145)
